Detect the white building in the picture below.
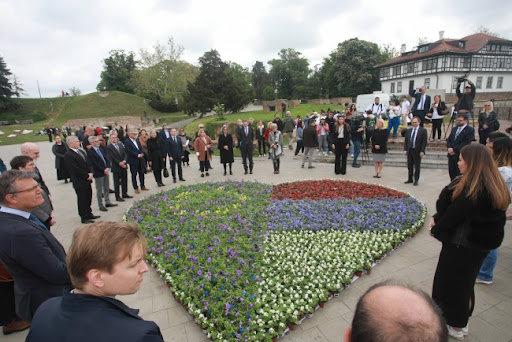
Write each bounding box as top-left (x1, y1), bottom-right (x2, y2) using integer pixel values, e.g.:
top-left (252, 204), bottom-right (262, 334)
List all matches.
top-left (376, 32), bottom-right (512, 97)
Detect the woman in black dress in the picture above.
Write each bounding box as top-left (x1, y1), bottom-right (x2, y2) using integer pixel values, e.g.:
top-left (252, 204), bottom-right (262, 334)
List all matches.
top-left (330, 115), bottom-right (351, 175)
top-left (370, 119), bottom-right (389, 178)
top-left (430, 143), bottom-right (509, 339)
top-left (147, 129), bottom-right (165, 187)
top-left (52, 135), bottom-right (70, 183)
top-left (218, 126), bottom-right (234, 175)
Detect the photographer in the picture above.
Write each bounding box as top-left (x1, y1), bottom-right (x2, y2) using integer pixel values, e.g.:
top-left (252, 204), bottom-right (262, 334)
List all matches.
top-left (455, 77), bottom-right (476, 120)
top-left (349, 113), bottom-right (364, 168)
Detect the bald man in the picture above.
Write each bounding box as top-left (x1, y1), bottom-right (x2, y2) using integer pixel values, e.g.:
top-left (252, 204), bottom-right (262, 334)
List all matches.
top-left (344, 281), bottom-right (447, 342)
top-left (21, 142), bottom-right (50, 196)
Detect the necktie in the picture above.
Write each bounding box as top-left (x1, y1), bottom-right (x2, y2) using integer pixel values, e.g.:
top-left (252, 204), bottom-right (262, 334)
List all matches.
top-left (29, 214), bottom-right (47, 230)
top-left (173, 136), bottom-right (176, 143)
top-left (418, 95), bottom-right (424, 110)
top-left (455, 128), bottom-right (462, 140)
top-left (114, 143), bottom-right (120, 152)
top-left (411, 128), bottom-right (417, 148)
top-left (96, 148), bottom-right (106, 166)
top-left (245, 127), bottom-right (248, 136)
top-left (78, 149), bottom-right (86, 161)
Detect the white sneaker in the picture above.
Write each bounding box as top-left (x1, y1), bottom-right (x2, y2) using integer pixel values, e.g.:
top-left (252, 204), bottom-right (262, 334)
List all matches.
top-left (329, 151), bottom-right (333, 154)
top-left (351, 154), bottom-right (354, 158)
top-left (475, 277), bottom-right (492, 284)
top-left (324, 152), bottom-right (328, 156)
top-left (258, 155), bottom-right (261, 157)
top-left (447, 325), bottom-right (464, 340)
top-left (462, 324), bottom-right (468, 336)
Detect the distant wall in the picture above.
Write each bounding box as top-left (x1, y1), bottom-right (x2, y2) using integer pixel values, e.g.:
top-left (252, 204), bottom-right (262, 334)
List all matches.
top-left (262, 98), bottom-right (353, 113)
top-left (62, 116), bottom-right (143, 130)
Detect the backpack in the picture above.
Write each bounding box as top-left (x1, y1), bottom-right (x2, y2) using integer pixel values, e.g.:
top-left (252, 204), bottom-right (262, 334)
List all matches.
top-left (366, 117), bottom-right (376, 132)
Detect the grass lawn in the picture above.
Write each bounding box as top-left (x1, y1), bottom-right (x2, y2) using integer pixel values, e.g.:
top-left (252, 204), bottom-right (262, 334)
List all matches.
top-left (0, 124), bottom-right (50, 146)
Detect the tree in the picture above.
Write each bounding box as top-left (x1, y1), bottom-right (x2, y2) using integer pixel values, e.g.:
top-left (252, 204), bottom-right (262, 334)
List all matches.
top-left (97, 50), bottom-right (137, 93)
top-left (476, 26), bottom-right (502, 38)
top-left (183, 50), bottom-right (253, 116)
top-left (318, 54), bottom-right (342, 98)
top-left (304, 64), bottom-right (323, 100)
top-left (380, 43), bottom-right (400, 60)
top-left (330, 38), bottom-right (385, 97)
top-left (132, 37), bottom-right (198, 112)
top-left (262, 86), bottom-right (275, 101)
top-left (0, 56), bottom-right (19, 110)
top-left (69, 86), bottom-right (82, 96)
top-left (268, 49), bottom-right (310, 99)
top-left (251, 61), bottom-right (270, 101)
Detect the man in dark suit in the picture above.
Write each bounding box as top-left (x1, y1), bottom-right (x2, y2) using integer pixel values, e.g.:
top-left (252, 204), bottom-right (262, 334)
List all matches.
top-left (65, 136), bottom-right (99, 224)
top-left (166, 128), bottom-right (185, 183)
top-left (236, 120), bottom-right (254, 174)
top-left (410, 86), bottom-right (431, 127)
top-left (447, 114), bottom-right (475, 180)
top-left (87, 136), bottom-right (117, 212)
top-left (106, 133), bottom-right (132, 202)
top-left (124, 129), bottom-right (148, 194)
top-left (26, 222), bottom-right (164, 342)
top-left (403, 116), bottom-right (428, 186)
top-left (159, 124), bottom-right (171, 170)
top-left (0, 170), bottom-right (71, 322)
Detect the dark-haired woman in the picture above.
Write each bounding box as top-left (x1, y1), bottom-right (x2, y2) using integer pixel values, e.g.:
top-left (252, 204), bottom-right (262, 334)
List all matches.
top-left (330, 115), bottom-right (351, 175)
top-left (430, 143), bottom-right (509, 339)
top-left (429, 95), bottom-right (448, 142)
top-left (52, 135), bottom-right (70, 183)
top-left (370, 119), bottom-right (388, 178)
top-left (218, 126), bottom-right (234, 175)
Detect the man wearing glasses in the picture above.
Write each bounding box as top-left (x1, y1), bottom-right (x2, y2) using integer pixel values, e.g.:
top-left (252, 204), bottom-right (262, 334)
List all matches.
top-left (0, 170), bottom-right (71, 322)
top-left (446, 114), bottom-right (475, 180)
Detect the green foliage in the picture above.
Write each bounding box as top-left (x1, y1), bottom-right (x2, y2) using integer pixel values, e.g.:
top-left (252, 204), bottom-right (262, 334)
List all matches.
top-left (183, 50), bottom-right (253, 116)
top-left (0, 109), bottom-right (46, 124)
top-left (262, 86), bottom-right (275, 101)
top-left (132, 38), bottom-right (198, 112)
top-left (97, 50), bottom-right (137, 93)
top-left (330, 38), bottom-right (384, 97)
top-left (0, 56), bottom-right (19, 110)
top-left (213, 103), bottom-right (226, 121)
top-left (318, 54), bottom-right (341, 98)
top-left (268, 48), bottom-right (310, 99)
top-left (251, 61), bottom-right (270, 101)
top-left (476, 26), bottom-right (502, 38)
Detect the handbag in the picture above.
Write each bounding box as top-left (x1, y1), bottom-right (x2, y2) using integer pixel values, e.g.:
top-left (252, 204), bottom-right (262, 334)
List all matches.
top-left (440, 107), bottom-right (450, 115)
top-left (208, 147), bottom-right (214, 155)
top-left (163, 168), bottom-right (169, 178)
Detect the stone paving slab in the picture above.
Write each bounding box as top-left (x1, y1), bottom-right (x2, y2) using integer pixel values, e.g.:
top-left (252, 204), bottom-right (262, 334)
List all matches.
top-left (1, 137), bottom-right (511, 342)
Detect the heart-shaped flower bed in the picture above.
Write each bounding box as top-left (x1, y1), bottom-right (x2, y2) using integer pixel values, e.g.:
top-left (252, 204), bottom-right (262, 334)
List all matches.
top-left (125, 180), bottom-right (426, 341)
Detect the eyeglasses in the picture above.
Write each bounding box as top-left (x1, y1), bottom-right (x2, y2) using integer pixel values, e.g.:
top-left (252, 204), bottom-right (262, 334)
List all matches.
top-left (11, 184), bottom-right (40, 194)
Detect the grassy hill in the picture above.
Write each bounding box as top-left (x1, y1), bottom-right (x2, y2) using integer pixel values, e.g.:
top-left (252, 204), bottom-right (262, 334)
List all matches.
top-left (0, 91), bottom-right (186, 145)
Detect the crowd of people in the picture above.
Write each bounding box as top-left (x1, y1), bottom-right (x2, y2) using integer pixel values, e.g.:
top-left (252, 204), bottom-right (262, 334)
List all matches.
top-left (0, 82), bottom-right (511, 340)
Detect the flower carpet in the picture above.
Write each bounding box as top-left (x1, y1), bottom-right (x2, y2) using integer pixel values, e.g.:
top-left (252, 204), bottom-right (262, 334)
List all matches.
top-left (125, 180), bottom-right (426, 341)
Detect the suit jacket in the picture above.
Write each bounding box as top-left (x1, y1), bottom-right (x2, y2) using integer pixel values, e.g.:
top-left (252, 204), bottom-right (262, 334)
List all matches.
top-left (65, 149), bottom-right (93, 189)
top-left (167, 135), bottom-right (183, 159)
top-left (106, 142), bottom-right (127, 173)
top-left (410, 90), bottom-right (431, 112)
top-left (27, 290), bottom-right (164, 342)
top-left (478, 111), bottom-right (499, 130)
top-left (87, 146), bottom-right (110, 178)
top-left (404, 127), bottom-right (428, 154)
top-left (330, 123), bottom-right (351, 147)
top-left (34, 166), bottom-right (50, 196)
top-left (446, 125), bottom-right (475, 155)
top-left (303, 126), bottom-right (319, 147)
top-left (124, 138), bottom-right (143, 165)
top-left (0, 212), bottom-right (70, 322)
top-left (158, 129), bottom-right (171, 156)
top-left (237, 126), bottom-right (254, 148)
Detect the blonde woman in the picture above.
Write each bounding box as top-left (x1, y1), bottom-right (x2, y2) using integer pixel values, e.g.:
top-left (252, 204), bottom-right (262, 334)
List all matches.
top-left (370, 119), bottom-right (389, 178)
top-left (478, 101), bottom-right (499, 145)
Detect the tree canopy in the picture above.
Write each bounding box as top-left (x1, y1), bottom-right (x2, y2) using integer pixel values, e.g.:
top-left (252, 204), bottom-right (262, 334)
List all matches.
top-left (251, 61), bottom-right (270, 101)
top-left (0, 56), bottom-right (20, 110)
top-left (97, 50), bottom-right (137, 93)
top-left (268, 48), bottom-right (310, 100)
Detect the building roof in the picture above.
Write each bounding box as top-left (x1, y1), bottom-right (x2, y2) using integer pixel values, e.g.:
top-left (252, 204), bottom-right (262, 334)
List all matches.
top-left (376, 33), bottom-right (511, 68)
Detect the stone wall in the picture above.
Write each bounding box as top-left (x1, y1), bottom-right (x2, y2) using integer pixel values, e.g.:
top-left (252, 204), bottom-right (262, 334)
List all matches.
top-left (262, 100), bottom-right (301, 113)
top-left (307, 97), bottom-right (353, 106)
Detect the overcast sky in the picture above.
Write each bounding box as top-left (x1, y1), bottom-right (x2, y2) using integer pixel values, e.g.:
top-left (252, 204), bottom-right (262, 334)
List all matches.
top-left (1, 0), bottom-right (511, 98)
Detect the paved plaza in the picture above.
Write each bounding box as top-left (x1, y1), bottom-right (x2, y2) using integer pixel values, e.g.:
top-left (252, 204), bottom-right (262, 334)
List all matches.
top-left (1, 138), bottom-right (511, 342)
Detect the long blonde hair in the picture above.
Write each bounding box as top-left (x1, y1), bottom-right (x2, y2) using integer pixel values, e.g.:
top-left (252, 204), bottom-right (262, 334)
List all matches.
top-left (452, 144), bottom-right (510, 210)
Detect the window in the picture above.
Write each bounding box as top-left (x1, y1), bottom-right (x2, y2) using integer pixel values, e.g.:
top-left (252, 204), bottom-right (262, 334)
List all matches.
top-left (407, 62), bottom-right (414, 73)
top-left (382, 68), bottom-right (390, 77)
top-left (422, 58), bottom-right (438, 71)
top-left (476, 76), bottom-right (483, 89)
top-left (486, 76), bottom-right (493, 89)
top-left (397, 82), bottom-right (402, 93)
top-left (449, 57), bottom-right (459, 68)
top-left (461, 57), bottom-right (471, 68)
top-left (497, 77), bottom-right (503, 89)
top-left (393, 65), bottom-right (401, 76)
top-left (452, 77), bottom-right (459, 89)
top-left (390, 82), bottom-right (395, 93)
top-left (424, 78), bottom-right (430, 89)
top-left (419, 45), bottom-right (430, 53)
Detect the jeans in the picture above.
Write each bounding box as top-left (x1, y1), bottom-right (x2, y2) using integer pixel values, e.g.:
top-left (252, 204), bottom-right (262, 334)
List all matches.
top-left (387, 116), bottom-right (400, 137)
top-left (478, 249), bottom-right (497, 282)
top-left (349, 139), bottom-right (354, 155)
top-left (352, 140), bottom-right (361, 165)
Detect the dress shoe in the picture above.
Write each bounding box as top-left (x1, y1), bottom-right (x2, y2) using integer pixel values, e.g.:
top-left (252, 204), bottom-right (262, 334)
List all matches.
top-left (229, 171), bottom-right (233, 175)
top-left (224, 171), bottom-right (227, 176)
top-left (99, 206), bottom-right (108, 212)
top-left (352, 163), bottom-right (361, 168)
top-left (173, 179), bottom-right (177, 183)
top-left (206, 172), bottom-right (210, 176)
top-left (2, 317), bottom-right (30, 335)
top-left (134, 189), bottom-right (141, 194)
top-left (414, 181), bottom-right (418, 186)
top-left (244, 170), bottom-right (248, 175)
top-left (308, 166), bottom-right (315, 169)
top-left (88, 215), bottom-right (101, 219)
top-left (249, 170), bottom-right (253, 174)
top-left (109, 189), bottom-right (115, 193)
top-left (81, 218), bottom-right (94, 224)
top-left (141, 186), bottom-right (149, 191)
top-left (116, 197), bottom-right (125, 202)
top-left (404, 180), bottom-right (413, 184)
top-left (201, 173), bottom-right (204, 177)
top-left (179, 178), bottom-right (185, 181)
top-left (105, 203), bottom-right (118, 208)
top-left (157, 183), bottom-right (163, 187)
top-left (122, 194), bottom-right (133, 198)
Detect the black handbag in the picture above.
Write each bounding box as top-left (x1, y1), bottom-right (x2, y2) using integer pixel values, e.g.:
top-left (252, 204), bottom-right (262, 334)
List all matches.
top-left (163, 168), bottom-right (169, 178)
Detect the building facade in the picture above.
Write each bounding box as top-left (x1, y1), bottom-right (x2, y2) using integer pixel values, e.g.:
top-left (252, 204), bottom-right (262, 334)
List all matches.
top-left (376, 33), bottom-right (512, 96)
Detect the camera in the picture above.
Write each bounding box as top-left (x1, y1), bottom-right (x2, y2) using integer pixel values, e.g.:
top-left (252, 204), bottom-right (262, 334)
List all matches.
top-left (457, 74), bottom-right (468, 83)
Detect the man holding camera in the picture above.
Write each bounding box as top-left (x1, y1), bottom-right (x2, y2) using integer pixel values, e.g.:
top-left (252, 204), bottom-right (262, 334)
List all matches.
top-left (455, 77), bottom-right (476, 120)
top-left (410, 86), bottom-right (431, 127)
